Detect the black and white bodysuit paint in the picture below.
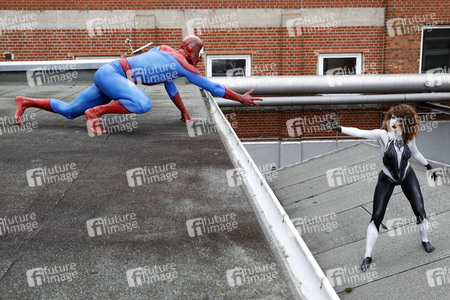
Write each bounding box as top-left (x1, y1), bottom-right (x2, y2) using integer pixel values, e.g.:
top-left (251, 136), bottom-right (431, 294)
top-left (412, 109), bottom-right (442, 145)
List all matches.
top-left (340, 126), bottom-right (431, 259)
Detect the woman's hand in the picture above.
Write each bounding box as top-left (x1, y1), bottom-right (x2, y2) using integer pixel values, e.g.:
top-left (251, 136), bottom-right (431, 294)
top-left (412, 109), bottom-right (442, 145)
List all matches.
top-left (426, 164), bottom-right (439, 182)
top-left (320, 119), bottom-right (342, 132)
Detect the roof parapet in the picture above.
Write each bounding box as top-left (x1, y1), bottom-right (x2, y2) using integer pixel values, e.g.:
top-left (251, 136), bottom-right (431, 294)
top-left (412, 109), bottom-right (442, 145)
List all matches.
top-left (201, 89), bottom-right (340, 300)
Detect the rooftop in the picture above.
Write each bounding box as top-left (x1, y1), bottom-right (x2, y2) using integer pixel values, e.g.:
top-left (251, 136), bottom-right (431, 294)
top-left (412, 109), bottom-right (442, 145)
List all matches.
top-left (2, 79), bottom-right (448, 300)
top-left (268, 142), bottom-right (450, 300)
top-left (0, 82), bottom-right (296, 299)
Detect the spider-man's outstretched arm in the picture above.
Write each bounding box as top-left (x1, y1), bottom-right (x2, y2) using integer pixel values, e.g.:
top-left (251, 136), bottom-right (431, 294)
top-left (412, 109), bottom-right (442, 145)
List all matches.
top-left (164, 80), bottom-right (197, 122)
top-left (184, 72), bottom-right (263, 107)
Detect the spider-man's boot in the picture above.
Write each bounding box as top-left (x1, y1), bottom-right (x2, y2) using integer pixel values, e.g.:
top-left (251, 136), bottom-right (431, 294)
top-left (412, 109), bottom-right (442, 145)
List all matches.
top-left (85, 100), bottom-right (130, 134)
top-left (15, 96), bottom-right (53, 125)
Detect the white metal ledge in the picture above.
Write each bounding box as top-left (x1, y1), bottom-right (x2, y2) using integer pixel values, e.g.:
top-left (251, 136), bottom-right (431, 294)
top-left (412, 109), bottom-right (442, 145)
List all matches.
top-left (201, 89), bottom-right (340, 300)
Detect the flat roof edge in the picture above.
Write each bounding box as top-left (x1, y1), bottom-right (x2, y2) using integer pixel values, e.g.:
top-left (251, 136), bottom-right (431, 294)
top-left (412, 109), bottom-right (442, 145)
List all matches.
top-left (201, 90), bottom-right (340, 300)
top-left (0, 59), bottom-right (116, 71)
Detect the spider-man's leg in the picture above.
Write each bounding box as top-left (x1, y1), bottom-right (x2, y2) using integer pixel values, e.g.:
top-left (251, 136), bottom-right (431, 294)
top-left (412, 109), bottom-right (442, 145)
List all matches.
top-left (85, 64), bottom-right (152, 133)
top-left (15, 84), bottom-right (111, 124)
top-left (15, 96), bottom-right (52, 125)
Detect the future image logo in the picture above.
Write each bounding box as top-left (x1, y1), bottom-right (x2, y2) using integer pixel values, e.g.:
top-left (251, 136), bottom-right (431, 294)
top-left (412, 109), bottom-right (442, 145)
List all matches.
top-left (86, 13), bottom-right (136, 37)
top-left (386, 213), bottom-right (438, 238)
top-left (26, 163), bottom-right (78, 187)
top-left (126, 263), bottom-right (178, 287)
top-left (387, 13), bottom-right (438, 37)
top-left (0, 213), bottom-right (38, 236)
top-left (226, 168), bottom-right (245, 187)
top-left (286, 113), bottom-right (336, 137)
top-left (291, 213), bottom-right (338, 235)
top-left (26, 263), bottom-right (78, 287)
top-left (26, 65), bottom-right (78, 87)
top-left (226, 263), bottom-right (278, 288)
top-left (326, 264), bottom-right (378, 287)
top-left (186, 13), bottom-right (238, 36)
top-left (0, 113), bottom-right (38, 136)
top-left (186, 117), bottom-right (217, 137)
top-left (326, 163), bottom-right (378, 188)
top-left (426, 267), bottom-right (450, 287)
top-left (86, 114), bottom-right (138, 137)
top-left (0, 13), bottom-right (38, 35)
top-left (186, 213), bottom-right (238, 238)
top-left (226, 68), bottom-right (245, 77)
top-left (324, 67), bottom-right (355, 87)
top-left (126, 163), bottom-right (178, 188)
top-left (425, 67), bottom-right (450, 88)
top-left (258, 163), bottom-right (278, 183)
top-left (427, 167), bottom-right (450, 187)
top-left (286, 13), bottom-right (337, 37)
top-left (86, 213), bottom-right (138, 237)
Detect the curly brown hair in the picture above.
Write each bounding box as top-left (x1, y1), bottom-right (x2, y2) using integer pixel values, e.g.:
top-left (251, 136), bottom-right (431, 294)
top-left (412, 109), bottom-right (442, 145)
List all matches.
top-left (382, 104), bottom-right (420, 145)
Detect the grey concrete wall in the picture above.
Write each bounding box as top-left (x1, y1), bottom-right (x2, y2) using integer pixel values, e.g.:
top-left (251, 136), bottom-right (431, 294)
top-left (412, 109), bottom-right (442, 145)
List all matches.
top-left (0, 70), bottom-right (96, 86)
top-left (244, 140), bottom-right (373, 169)
top-left (416, 121), bottom-right (450, 165)
top-left (0, 8), bottom-right (385, 37)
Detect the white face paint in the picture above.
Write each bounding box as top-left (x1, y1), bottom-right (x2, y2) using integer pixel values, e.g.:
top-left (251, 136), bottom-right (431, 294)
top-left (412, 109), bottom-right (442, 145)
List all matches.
top-left (390, 115), bottom-right (403, 132)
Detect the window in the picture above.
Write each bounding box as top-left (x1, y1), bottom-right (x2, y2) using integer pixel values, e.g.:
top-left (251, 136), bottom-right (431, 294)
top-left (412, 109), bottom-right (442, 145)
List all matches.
top-left (318, 53), bottom-right (362, 75)
top-left (206, 55), bottom-right (251, 77)
top-left (420, 27), bottom-right (450, 73)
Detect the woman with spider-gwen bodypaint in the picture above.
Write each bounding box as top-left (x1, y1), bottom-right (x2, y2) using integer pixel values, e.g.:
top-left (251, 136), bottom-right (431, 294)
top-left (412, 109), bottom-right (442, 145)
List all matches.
top-left (321, 104), bottom-right (439, 272)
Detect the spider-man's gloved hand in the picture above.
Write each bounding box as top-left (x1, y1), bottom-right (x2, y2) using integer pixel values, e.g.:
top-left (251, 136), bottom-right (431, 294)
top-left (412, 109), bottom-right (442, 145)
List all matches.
top-left (170, 92), bottom-right (198, 122)
top-left (320, 119), bottom-right (342, 132)
top-left (223, 87), bottom-right (263, 107)
top-left (181, 111), bottom-right (198, 122)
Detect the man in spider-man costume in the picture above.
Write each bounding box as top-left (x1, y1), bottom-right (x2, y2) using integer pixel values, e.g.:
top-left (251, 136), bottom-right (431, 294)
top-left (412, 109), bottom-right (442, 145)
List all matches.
top-left (15, 35), bottom-right (262, 133)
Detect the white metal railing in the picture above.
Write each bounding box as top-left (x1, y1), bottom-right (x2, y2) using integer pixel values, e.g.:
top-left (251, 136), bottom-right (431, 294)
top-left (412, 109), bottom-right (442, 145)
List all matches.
top-left (202, 89), bottom-right (340, 300)
top-left (0, 59), bottom-right (116, 72)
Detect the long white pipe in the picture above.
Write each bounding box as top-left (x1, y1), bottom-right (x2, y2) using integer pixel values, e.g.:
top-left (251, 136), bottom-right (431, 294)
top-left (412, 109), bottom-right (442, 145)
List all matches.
top-left (210, 74), bottom-right (450, 95)
top-left (216, 92), bottom-right (450, 106)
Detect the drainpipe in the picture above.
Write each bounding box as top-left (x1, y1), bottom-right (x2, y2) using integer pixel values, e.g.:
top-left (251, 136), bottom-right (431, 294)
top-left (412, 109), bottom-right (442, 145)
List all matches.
top-left (210, 74), bottom-right (450, 95)
top-left (215, 92), bottom-right (450, 106)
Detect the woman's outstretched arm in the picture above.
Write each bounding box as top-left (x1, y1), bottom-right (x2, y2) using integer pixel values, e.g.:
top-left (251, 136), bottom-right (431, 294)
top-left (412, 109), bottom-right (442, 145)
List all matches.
top-left (321, 119), bottom-right (388, 141)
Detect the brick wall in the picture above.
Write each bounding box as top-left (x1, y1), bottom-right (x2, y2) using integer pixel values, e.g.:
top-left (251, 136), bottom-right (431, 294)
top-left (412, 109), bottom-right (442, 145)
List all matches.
top-left (225, 109), bottom-right (383, 140)
top-left (224, 107), bottom-right (448, 141)
top-left (384, 1), bottom-right (450, 73)
top-left (1, 26), bottom-right (383, 77)
top-left (0, 28), bottom-right (183, 61)
top-left (1, 0), bottom-right (385, 10)
top-left (281, 26), bottom-right (384, 75)
top-left (2, 1), bottom-right (449, 75)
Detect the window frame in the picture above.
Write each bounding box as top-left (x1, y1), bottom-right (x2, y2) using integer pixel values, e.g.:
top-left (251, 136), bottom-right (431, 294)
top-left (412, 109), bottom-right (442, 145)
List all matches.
top-left (419, 25), bottom-right (450, 73)
top-left (205, 54), bottom-right (252, 77)
top-left (317, 53), bottom-right (363, 75)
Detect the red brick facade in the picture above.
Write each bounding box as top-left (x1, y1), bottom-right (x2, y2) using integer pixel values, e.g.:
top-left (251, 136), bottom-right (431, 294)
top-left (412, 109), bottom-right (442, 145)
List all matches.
top-left (2, 1), bottom-right (449, 75)
top-left (224, 107), bottom-right (448, 141)
top-left (1, 29), bottom-right (182, 62)
top-left (0, 1), bottom-right (385, 10)
top-left (385, 1), bottom-right (450, 73)
top-left (225, 109), bottom-right (383, 140)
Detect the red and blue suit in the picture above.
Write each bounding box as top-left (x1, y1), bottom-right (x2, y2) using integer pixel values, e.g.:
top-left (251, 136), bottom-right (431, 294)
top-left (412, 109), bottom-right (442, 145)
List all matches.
top-left (15, 35), bottom-right (261, 133)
